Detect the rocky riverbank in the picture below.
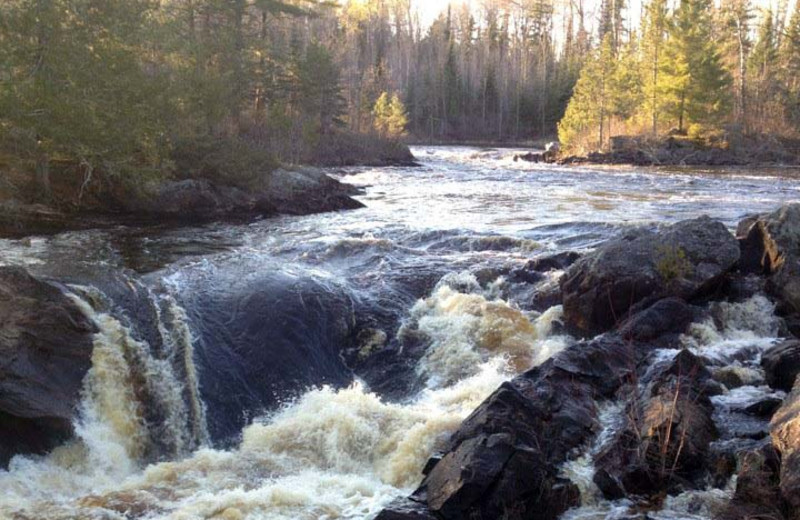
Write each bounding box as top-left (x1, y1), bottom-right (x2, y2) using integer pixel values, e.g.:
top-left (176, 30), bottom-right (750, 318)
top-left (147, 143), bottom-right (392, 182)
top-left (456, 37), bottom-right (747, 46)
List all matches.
top-left (379, 203), bottom-right (800, 520)
top-left (506, 134), bottom-right (800, 168)
top-left (558, 136), bottom-right (800, 167)
top-left (0, 166), bottom-right (368, 239)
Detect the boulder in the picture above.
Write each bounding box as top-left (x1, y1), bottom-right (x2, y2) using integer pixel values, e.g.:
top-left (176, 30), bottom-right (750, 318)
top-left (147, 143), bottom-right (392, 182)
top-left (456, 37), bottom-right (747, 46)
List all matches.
top-left (260, 167), bottom-right (365, 215)
top-left (771, 377), bottom-right (800, 518)
top-left (143, 179), bottom-right (256, 219)
top-left (530, 282), bottom-right (562, 312)
top-left (378, 335), bottom-right (638, 520)
top-left (762, 339), bottom-right (800, 392)
top-left (737, 204), bottom-right (800, 314)
top-left (524, 251), bottom-right (581, 273)
top-left (742, 397), bottom-right (784, 418)
top-left (712, 366), bottom-right (749, 390)
top-left (561, 217), bottom-right (740, 337)
top-left (0, 266), bottom-right (97, 468)
top-left (718, 446), bottom-right (785, 520)
top-left (593, 350), bottom-right (718, 498)
top-left (616, 297), bottom-right (696, 345)
top-left (374, 499), bottom-right (438, 520)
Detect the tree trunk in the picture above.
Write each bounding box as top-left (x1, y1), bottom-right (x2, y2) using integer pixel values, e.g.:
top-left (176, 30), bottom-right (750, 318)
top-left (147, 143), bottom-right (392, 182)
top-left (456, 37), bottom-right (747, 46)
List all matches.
top-left (652, 42), bottom-right (659, 136)
top-left (35, 151), bottom-right (51, 202)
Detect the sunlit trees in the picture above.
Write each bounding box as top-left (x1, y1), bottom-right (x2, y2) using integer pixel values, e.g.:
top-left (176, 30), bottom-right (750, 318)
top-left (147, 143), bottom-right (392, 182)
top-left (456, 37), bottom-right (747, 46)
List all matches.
top-left (748, 10), bottom-right (782, 130)
top-left (659, 0), bottom-right (732, 133)
top-left (373, 92), bottom-right (409, 139)
top-left (558, 35), bottom-right (617, 152)
top-left (718, 0), bottom-right (754, 130)
top-left (639, 0), bottom-right (669, 135)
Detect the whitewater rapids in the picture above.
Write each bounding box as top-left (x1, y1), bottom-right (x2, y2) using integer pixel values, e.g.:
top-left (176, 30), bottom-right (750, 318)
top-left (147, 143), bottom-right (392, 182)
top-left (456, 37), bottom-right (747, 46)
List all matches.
top-left (2, 146), bottom-right (800, 520)
top-left (0, 274), bottom-right (568, 520)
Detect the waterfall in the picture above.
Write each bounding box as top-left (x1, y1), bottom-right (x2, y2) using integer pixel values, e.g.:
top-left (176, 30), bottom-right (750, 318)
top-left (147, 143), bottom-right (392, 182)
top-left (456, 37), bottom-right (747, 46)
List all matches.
top-left (0, 285), bottom-right (208, 515)
top-left (0, 274), bottom-right (567, 519)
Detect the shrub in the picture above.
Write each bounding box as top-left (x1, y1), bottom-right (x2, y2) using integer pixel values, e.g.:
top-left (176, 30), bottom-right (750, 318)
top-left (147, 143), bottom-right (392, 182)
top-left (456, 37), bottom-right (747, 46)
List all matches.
top-left (170, 135), bottom-right (278, 189)
top-left (656, 244), bottom-right (692, 283)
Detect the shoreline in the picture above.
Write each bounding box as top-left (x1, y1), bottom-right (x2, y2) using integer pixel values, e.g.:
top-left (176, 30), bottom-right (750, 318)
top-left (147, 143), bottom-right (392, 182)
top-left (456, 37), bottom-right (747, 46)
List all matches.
top-left (0, 165), bottom-right (371, 240)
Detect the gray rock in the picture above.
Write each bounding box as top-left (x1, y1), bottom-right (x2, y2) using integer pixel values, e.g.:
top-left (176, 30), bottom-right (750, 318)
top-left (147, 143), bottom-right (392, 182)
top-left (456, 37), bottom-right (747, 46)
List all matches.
top-left (762, 340), bottom-right (800, 392)
top-left (616, 297), bottom-right (696, 345)
top-left (718, 446), bottom-right (785, 520)
top-left (561, 217), bottom-right (740, 337)
top-left (0, 267), bottom-right (97, 468)
top-left (374, 499), bottom-right (438, 520)
top-left (771, 377), bottom-right (800, 517)
top-left (737, 204), bottom-right (800, 314)
top-left (385, 336), bottom-right (637, 520)
top-left (593, 350), bottom-right (718, 499)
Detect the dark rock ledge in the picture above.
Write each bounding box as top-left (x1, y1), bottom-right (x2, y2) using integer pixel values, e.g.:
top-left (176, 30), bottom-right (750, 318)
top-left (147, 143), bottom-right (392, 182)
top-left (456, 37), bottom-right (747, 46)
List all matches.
top-left (0, 266), bottom-right (97, 468)
top-left (379, 204), bottom-right (800, 520)
top-left (0, 167), bottom-right (365, 239)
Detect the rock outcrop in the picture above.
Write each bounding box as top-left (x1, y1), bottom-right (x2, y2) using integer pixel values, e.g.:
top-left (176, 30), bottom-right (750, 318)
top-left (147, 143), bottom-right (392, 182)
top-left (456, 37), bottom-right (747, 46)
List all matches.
top-left (738, 204), bottom-right (800, 318)
top-left (593, 350), bottom-right (718, 498)
top-left (378, 332), bottom-right (646, 520)
top-left (718, 446), bottom-right (785, 520)
top-left (0, 267), bottom-right (97, 468)
top-left (0, 167), bottom-right (365, 238)
top-left (762, 339), bottom-right (800, 392)
top-left (413, 336), bottom-right (637, 520)
top-left (375, 206), bottom-right (800, 520)
top-left (133, 167), bottom-right (365, 221)
top-left (771, 377), bottom-right (800, 518)
top-left (561, 217), bottom-right (739, 337)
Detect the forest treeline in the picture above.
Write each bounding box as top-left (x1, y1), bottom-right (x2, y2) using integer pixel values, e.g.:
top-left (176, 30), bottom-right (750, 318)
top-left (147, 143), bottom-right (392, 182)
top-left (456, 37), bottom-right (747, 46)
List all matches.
top-left (559, 0), bottom-right (800, 153)
top-left (3, 0), bottom-right (799, 202)
top-left (1, 0), bottom-right (589, 202)
top-left (0, 0), bottom-right (414, 203)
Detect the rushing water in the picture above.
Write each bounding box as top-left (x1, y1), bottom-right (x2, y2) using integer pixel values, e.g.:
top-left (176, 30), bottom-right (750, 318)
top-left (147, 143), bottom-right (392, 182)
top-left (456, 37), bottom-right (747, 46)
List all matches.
top-left (1, 147), bottom-right (799, 519)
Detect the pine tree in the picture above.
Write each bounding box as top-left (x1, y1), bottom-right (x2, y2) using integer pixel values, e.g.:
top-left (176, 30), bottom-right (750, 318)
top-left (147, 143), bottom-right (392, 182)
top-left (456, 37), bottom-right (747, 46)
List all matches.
top-left (748, 10), bottom-right (780, 129)
top-left (780, 4), bottom-right (800, 125)
top-left (294, 43), bottom-right (346, 137)
top-left (387, 94), bottom-right (410, 138)
top-left (558, 34), bottom-right (616, 152)
top-left (640, 0), bottom-right (669, 135)
top-left (659, 0), bottom-right (732, 133)
top-left (783, 6), bottom-right (800, 89)
top-left (0, 0), bottom-right (169, 196)
top-left (610, 36), bottom-right (642, 122)
top-left (372, 92), bottom-right (408, 139)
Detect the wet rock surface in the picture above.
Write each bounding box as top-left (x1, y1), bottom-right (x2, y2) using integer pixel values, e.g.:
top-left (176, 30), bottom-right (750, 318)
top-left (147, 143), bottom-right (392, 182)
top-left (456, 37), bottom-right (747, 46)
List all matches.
top-left (616, 297), bottom-right (697, 345)
top-left (0, 266), bottom-right (97, 468)
top-left (719, 445), bottom-right (786, 520)
top-left (560, 216), bottom-right (739, 337)
top-left (593, 350), bottom-right (719, 499)
top-left (770, 376), bottom-right (800, 517)
top-left (762, 339), bottom-right (800, 392)
top-left (380, 334), bottom-right (641, 520)
top-left (738, 204), bottom-right (800, 315)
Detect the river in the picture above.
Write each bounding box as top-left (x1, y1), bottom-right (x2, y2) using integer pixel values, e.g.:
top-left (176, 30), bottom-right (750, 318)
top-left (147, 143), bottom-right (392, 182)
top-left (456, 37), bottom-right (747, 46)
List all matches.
top-left (0, 146), bottom-right (798, 519)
